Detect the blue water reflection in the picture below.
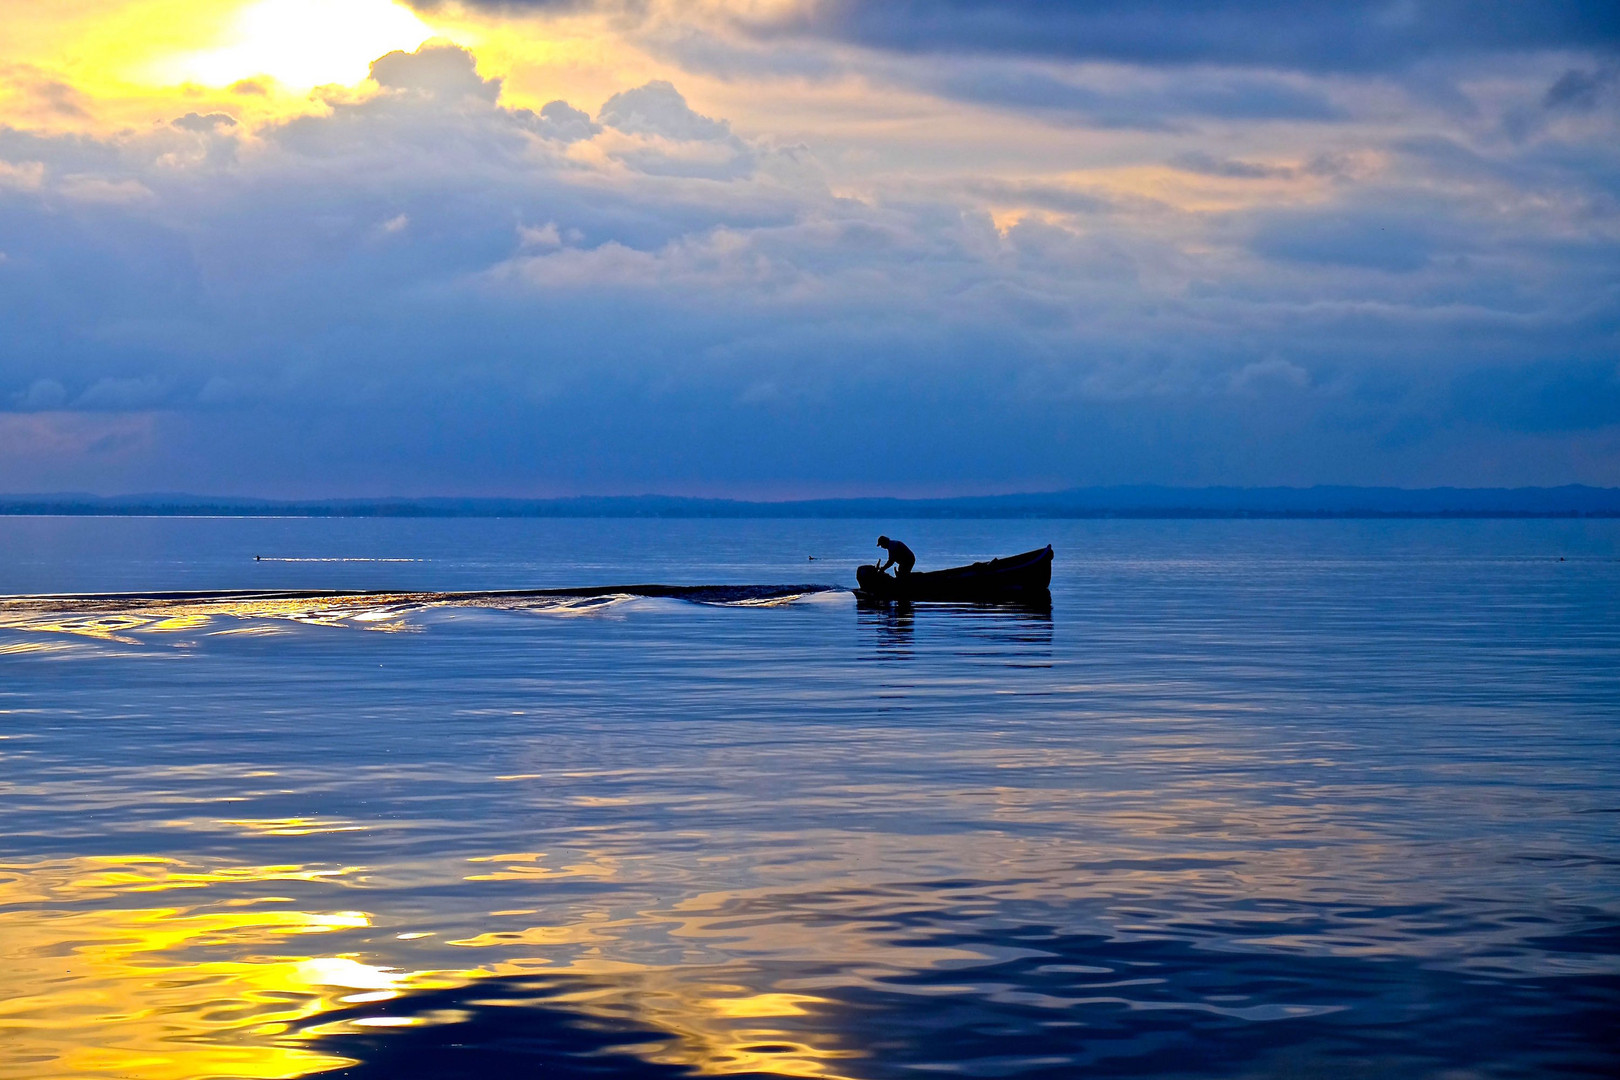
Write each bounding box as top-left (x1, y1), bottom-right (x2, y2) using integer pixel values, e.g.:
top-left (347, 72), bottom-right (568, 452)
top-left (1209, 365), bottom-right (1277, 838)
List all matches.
top-left (0, 517), bottom-right (1617, 1078)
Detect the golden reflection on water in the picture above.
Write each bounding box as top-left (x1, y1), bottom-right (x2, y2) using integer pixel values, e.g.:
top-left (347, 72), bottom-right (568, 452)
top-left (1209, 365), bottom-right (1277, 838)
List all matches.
top-left (0, 731), bottom-right (1436, 1077)
top-left (0, 590), bottom-right (1527, 1079)
top-left (0, 784), bottom-right (1547, 1078)
top-left (0, 856), bottom-right (378, 1080)
top-left (463, 850), bottom-right (620, 882)
top-left (460, 952), bottom-right (860, 1079)
top-left (0, 849), bottom-right (871, 1080)
top-left (217, 817), bottom-right (366, 837)
top-left (0, 588), bottom-right (826, 644)
top-left (0, 594), bottom-right (433, 640)
top-left (0, 592), bottom-right (618, 643)
top-left (0, 639), bottom-right (80, 655)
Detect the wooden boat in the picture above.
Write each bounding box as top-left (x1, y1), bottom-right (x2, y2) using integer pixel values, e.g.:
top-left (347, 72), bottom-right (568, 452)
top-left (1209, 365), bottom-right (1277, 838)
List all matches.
top-left (855, 545), bottom-right (1053, 602)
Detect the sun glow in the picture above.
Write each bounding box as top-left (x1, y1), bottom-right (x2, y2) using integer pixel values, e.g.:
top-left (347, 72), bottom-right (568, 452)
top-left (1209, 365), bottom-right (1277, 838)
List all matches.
top-left (159, 0), bottom-right (435, 90)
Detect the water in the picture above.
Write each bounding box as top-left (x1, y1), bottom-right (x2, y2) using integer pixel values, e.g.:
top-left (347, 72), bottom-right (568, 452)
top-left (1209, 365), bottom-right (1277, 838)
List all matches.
top-left (1, 517), bottom-right (1617, 1080)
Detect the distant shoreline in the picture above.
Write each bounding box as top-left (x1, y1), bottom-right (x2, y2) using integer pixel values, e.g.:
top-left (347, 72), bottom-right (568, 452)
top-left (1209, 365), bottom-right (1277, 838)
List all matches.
top-left (2, 509), bottom-right (1618, 520)
top-left (4, 486), bottom-right (1618, 519)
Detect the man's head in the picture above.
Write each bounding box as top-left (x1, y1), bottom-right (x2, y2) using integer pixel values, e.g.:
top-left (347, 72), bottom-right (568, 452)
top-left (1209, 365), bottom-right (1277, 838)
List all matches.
top-left (877, 535), bottom-right (890, 548)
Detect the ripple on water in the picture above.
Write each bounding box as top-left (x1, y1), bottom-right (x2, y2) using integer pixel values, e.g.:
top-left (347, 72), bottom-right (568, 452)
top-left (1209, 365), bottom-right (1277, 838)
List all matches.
top-left (1, 519), bottom-right (1617, 1078)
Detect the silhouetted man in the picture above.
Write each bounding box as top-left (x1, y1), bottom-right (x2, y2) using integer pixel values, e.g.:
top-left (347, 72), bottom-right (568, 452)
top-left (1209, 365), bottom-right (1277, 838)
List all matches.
top-left (876, 535), bottom-right (915, 578)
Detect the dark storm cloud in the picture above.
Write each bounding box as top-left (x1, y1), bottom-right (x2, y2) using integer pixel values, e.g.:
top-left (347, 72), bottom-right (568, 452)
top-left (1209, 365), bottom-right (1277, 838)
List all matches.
top-left (924, 63), bottom-right (1341, 128)
top-left (414, 1), bottom-right (1620, 73)
top-left (750, 1), bottom-right (1620, 73)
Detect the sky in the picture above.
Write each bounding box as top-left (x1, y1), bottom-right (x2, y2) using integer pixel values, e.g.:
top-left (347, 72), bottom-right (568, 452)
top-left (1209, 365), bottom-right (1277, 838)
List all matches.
top-left (0, 0), bottom-right (1617, 497)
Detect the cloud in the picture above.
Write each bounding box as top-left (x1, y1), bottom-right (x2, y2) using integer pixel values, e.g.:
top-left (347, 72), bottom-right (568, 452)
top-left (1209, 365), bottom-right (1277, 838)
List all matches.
top-left (740, 0), bottom-right (1620, 74)
top-left (408, 0), bottom-right (591, 11)
top-left (1249, 210), bottom-right (1442, 272)
top-left (0, 36), bottom-right (1617, 494)
top-left (593, 80), bottom-right (756, 178)
top-left (598, 80), bottom-right (732, 141)
top-left (919, 61), bottom-right (1342, 128)
top-left (370, 42), bottom-right (501, 102)
top-left (517, 221), bottom-right (563, 249)
top-left (0, 160), bottom-right (45, 191)
top-left (536, 100), bottom-right (599, 142)
top-left (1543, 62), bottom-right (1620, 111)
top-left (1170, 151), bottom-right (1295, 180)
top-left (13, 378), bottom-right (67, 410)
top-left (0, 412), bottom-right (156, 483)
top-left (172, 112), bottom-right (238, 133)
top-left (75, 375), bottom-right (170, 410)
top-left (1450, 360), bottom-right (1620, 432)
top-left (29, 78), bottom-right (89, 118)
top-left (57, 177), bottom-right (154, 204)
top-left (0, 127), bottom-right (124, 174)
top-left (961, 179), bottom-right (1114, 216)
top-left (1230, 357), bottom-right (1309, 392)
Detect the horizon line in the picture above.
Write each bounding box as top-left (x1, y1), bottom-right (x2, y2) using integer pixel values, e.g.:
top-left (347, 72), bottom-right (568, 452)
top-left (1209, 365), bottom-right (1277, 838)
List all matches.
top-left (2, 484), bottom-right (1618, 519)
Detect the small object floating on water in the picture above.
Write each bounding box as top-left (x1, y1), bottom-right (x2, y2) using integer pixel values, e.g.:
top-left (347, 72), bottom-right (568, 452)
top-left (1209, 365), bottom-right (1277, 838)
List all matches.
top-left (855, 545), bottom-right (1053, 602)
top-left (255, 555), bottom-right (261, 561)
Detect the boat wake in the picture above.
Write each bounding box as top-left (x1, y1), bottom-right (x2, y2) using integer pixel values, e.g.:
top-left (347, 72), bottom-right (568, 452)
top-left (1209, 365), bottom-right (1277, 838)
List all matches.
top-left (0, 585), bottom-right (837, 643)
top-left (251, 557), bottom-right (424, 563)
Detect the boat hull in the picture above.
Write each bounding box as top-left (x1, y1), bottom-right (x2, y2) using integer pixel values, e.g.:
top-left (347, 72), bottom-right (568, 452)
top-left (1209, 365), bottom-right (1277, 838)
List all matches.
top-left (855, 545), bottom-right (1053, 602)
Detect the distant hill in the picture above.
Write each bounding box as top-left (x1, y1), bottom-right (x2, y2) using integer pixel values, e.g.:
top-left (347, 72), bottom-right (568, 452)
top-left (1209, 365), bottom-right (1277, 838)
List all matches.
top-left (3, 486), bottom-right (1618, 518)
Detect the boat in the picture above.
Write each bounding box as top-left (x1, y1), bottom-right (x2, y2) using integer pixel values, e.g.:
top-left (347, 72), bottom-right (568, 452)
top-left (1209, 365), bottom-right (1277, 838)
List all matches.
top-left (854, 545), bottom-right (1053, 602)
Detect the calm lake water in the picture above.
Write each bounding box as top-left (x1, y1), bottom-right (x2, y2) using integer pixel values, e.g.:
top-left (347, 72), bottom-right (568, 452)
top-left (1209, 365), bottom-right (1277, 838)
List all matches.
top-left (2, 516), bottom-right (1618, 1080)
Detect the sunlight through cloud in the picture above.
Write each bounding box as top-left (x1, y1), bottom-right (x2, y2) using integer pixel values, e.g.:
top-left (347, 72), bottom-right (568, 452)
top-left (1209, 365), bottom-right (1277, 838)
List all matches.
top-left (158, 0), bottom-right (435, 90)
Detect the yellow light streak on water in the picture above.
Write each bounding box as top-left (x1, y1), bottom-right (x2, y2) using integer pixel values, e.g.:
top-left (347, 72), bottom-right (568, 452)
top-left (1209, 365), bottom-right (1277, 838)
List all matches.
top-left (0, 851), bottom-right (870, 1080)
top-left (0, 856), bottom-right (376, 1080)
top-left (217, 817), bottom-right (367, 837)
top-left (0, 588), bottom-right (815, 643)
